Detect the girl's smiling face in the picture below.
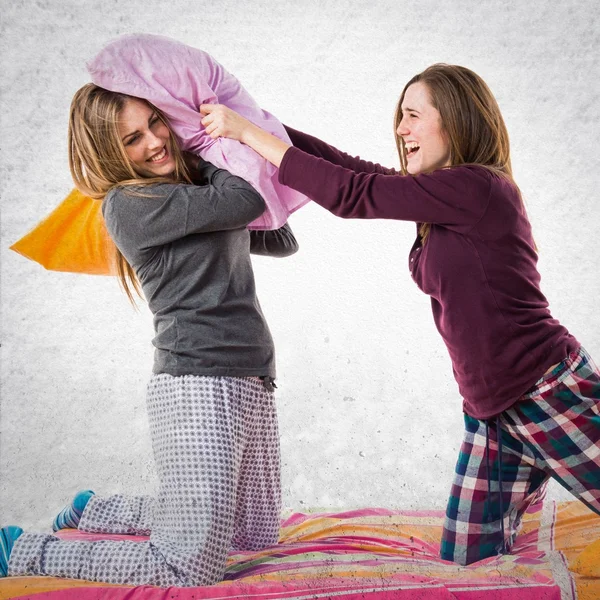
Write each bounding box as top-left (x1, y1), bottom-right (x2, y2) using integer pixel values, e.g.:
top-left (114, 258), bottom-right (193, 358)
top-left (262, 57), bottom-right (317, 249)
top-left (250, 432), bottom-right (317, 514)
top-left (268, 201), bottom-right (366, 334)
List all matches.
top-left (396, 82), bottom-right (451, 175)
top-left (118, 98), bottom-right (176, 178)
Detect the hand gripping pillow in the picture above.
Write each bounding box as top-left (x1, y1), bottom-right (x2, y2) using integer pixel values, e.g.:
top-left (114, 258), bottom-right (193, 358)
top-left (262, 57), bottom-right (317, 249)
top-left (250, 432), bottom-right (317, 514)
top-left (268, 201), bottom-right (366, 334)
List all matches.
top-left (11, 34), bottom-right (307, 275)
top-left (88, 33), bottom-right (309, 230)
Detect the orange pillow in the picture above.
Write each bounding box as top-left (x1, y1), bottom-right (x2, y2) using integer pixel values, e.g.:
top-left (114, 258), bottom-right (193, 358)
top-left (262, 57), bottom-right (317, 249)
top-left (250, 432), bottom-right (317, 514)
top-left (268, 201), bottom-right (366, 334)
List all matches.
top-left (10, 189), bottom-right (117, 275)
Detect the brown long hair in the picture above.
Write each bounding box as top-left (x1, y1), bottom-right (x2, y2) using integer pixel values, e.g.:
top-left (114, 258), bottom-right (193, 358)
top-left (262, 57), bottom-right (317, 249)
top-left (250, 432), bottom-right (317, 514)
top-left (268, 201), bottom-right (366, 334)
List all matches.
top-left (393, 64), bottom-right (517, 243)
top-left (68, 83), bottom-right (192, 303)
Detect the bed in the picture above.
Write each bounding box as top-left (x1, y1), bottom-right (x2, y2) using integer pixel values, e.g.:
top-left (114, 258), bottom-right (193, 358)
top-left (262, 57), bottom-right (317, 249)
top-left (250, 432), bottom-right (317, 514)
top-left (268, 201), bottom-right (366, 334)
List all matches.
top-left (1, 499), bottom-right (598, 600)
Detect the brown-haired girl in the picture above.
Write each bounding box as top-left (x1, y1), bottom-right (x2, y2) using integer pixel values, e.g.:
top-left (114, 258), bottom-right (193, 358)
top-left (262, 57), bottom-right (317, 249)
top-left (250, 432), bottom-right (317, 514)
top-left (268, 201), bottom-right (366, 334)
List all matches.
top-left (0, 83), bottom-right (297, 585)
top-left (199, 63), bottom-right (600, 565)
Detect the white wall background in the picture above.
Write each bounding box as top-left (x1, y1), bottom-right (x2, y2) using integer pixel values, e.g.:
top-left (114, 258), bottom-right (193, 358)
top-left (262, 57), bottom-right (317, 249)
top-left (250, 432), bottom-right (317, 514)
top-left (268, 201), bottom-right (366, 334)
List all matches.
top-left (1, 0), bottom-right (599, 530)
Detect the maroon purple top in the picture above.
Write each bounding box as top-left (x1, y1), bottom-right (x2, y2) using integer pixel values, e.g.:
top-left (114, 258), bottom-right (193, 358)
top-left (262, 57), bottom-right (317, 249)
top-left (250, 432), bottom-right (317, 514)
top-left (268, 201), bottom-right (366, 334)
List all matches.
top-left (280, 127), bottom-right (578, 419)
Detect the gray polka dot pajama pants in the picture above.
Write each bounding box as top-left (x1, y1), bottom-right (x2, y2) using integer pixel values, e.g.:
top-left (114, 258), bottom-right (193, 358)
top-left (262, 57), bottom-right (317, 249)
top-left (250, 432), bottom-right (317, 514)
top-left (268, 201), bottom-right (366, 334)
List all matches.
top-left (9, 375), bottom-right (282, 587)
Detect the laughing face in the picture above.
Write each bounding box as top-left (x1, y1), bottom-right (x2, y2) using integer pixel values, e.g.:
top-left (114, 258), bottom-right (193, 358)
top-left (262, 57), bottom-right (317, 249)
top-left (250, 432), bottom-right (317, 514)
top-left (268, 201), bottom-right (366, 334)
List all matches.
top-left (118, 98), bottom-right (176, 178)
top-left (397, 82), bottom-right (451, 175)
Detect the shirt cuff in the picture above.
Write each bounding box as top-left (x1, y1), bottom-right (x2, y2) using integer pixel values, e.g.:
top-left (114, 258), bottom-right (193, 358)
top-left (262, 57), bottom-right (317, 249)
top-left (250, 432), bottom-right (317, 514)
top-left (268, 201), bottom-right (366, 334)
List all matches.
top-left (278, 145), bottom-right (303, 187)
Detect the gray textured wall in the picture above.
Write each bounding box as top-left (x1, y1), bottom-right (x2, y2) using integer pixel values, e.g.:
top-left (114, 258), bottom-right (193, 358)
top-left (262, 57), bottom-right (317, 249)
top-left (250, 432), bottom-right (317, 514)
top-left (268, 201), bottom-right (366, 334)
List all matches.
top-left (1, 0), bottom-right (599, 530)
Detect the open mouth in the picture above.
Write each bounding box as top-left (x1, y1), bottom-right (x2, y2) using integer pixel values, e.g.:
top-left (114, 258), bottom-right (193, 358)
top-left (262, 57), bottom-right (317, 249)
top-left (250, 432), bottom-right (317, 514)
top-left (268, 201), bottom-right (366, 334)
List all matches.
top-left (405, 141), bottom-right (420, 159)
top-left (148, 146), bottom-right (168, 163)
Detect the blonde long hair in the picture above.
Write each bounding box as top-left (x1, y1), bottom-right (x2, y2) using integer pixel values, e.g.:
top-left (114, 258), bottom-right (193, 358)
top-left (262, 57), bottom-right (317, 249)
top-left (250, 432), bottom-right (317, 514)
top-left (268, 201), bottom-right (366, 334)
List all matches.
top-left (393, 64), bottom-right (517, 243)
top-left (68, 83), bottom-right (192, 303)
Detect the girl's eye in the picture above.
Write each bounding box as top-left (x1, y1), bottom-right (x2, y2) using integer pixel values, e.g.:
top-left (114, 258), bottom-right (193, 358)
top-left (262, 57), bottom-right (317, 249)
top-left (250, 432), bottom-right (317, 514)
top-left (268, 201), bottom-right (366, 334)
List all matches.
top-left (125, 135), bottom-right (139, 146)
top-left (150, 116), bottom-right (160, 127)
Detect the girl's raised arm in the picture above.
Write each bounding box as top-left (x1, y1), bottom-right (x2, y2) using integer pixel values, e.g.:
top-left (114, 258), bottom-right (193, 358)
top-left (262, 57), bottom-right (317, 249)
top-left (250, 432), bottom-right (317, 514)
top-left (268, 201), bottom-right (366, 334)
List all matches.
top-left (201, 104), bottom-right (290, 167)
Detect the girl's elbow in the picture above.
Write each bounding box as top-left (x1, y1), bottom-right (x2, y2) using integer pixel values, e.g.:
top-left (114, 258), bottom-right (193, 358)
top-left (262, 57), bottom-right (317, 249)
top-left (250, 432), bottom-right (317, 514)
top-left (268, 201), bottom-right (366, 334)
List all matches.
top-left (235, 188), bottom-right (266, 220)
top-left (248, 192), bottom-right (267, 219)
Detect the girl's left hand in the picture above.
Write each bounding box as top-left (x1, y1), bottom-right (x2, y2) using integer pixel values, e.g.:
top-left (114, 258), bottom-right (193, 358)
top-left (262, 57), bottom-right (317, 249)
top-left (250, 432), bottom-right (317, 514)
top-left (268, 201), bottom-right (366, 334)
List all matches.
top-left (200, 104), bottom-right (252, 142)
top-left (182, 151), bottom-right (201, 172)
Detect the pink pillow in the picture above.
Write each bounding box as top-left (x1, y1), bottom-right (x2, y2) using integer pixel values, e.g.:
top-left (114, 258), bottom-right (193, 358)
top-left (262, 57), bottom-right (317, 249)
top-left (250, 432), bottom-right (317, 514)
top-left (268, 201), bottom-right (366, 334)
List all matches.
top-left (88, 33), bottom-right (309, 230)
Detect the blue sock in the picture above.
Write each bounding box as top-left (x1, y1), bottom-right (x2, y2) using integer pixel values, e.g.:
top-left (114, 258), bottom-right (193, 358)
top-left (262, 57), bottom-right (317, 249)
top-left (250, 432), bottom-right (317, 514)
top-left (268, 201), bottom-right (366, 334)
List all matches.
top-left (52, 490), bottom-right (95, 532)
top-left (0, 526), bottom-right (23, 577)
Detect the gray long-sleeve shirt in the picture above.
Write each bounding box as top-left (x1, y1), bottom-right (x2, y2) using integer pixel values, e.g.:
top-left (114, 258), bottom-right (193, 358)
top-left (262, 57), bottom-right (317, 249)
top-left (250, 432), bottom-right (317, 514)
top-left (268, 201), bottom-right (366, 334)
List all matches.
top-left (102, 164), bottom-right (297, 378)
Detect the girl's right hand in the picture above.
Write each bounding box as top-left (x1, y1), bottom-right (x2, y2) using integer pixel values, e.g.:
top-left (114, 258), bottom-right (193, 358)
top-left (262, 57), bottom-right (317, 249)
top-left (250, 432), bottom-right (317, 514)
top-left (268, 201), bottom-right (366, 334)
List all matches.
top-left (200, 104), bottom-right (253, 143)
top-left (200, 104), bottom-right (291, 168)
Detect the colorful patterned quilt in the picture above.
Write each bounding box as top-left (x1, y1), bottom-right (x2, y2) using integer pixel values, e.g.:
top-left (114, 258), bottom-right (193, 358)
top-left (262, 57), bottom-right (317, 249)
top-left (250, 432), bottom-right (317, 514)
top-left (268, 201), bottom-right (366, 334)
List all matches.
top-left (1, 500), bottom-right (598, 600)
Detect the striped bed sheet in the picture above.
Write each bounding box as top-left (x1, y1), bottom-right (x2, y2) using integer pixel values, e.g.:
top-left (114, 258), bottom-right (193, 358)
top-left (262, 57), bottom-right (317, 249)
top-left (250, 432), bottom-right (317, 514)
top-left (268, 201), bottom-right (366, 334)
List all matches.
top-left (0, 499), bottom-right (597, 600)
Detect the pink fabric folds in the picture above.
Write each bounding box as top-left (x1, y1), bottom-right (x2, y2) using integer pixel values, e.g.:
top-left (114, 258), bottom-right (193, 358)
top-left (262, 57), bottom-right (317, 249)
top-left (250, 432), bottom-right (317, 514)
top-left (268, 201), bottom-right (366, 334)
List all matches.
top-left (87, 34), bottom-right (309, 230)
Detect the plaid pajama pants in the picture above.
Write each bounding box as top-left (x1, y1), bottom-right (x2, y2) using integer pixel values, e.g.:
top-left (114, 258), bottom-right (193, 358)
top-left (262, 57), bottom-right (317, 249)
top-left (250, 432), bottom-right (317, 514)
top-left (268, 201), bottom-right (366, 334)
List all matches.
top-left (440, 345), bottom-right (600, 565)
top-left (9, 375), bottom-right (281, 586)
